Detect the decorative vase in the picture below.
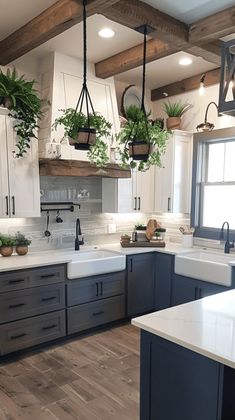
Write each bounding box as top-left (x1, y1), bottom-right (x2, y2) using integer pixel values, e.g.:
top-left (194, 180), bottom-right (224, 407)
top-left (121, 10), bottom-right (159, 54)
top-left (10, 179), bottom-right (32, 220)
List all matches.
top-left (16, 246), bottom-right (29, 256)
top-left (0, 247), bottom-right (13, 257)
top-left (129, 141), bottom-right (152, 161)
top-left (166, 117), bottom-right (181, 130)
top-left (120, 235), bottom-right (131, 244)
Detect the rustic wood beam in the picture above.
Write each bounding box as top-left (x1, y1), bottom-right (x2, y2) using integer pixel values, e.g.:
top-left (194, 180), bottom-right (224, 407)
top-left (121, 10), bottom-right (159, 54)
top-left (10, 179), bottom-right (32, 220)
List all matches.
top-left (102, 0), bottom-right (189, 47)
top-left (0, 0), bottom-right (120, 65)
top-left (95, 39), bottom-right (179, 79)
top-left (39, 159), bottom-right (131, 178)
top-left (151, 68), bottom-right (221, 101)
top-left (189, 5), bottom-right (235, 44)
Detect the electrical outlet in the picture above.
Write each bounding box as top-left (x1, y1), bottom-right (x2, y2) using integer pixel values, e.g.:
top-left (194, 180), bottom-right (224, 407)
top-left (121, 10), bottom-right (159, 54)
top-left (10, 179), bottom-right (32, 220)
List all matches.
top-left (107, 223), bottom-right (116, 234)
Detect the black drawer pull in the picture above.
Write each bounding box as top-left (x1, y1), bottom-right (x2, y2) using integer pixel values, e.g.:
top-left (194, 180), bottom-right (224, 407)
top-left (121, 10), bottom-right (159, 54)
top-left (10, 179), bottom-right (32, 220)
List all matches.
top-left (9, 303), bottom-right (25, 309)
top-left (96, 282), bottom-right (99, 297)
top-left (10, 333), bottom-right (26, 340)
top-left (100, 281), bottom-right (103, 296)
top-left (92, 310), bottom-right (104, 317)
top-left (40, 273), bottom-right (56, 279)
top-left (8, 279), bottom-right (25, 284)
top-left (42, 324), bottom-right (57, 331)
top-left (41, 296), bottom-right (56, 302)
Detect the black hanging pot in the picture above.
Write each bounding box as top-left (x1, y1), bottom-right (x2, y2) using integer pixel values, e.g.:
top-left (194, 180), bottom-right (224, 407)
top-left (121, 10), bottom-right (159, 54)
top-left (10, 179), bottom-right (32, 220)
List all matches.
top-left (128, 140), bottom-right (152, 161)
top-left (70, 128), bottom-right (96, 150)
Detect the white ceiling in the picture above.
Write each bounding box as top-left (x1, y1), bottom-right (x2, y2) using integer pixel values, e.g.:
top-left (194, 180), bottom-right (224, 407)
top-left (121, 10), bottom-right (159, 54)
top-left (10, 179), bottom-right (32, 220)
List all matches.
top-left (0, 0), bottom-right (58, 41)
top-left (30, 15), bottom-right (144, 63)
top-left (115, 52), bottom-right (217, 90)
top-left (142, 0), bottom-right (235, 24)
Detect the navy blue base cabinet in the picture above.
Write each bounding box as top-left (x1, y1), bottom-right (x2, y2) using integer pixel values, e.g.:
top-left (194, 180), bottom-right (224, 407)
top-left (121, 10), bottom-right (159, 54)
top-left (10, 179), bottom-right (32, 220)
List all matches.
top-left (127, 253), bottom-right (155, 317)
top-left (155, 253), bottom-right (174, 310)
top-left (140, 331), bottom-right (235, 420)
top-left (172, 274), bottom-right (230, 306)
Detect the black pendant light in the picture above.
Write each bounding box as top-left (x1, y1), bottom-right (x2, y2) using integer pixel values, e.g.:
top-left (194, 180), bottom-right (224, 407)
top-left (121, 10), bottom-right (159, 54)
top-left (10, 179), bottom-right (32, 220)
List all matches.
top-left (128, 24), bottom-right (154, 162)
top-left (219, 39), bottom-right (235, 116)
top-left (71, 0), bottom-right (96, 150)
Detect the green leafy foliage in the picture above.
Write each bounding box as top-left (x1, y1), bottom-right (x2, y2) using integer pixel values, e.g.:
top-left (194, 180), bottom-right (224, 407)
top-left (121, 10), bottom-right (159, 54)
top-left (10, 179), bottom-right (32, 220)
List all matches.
top-left (0, 68), bottom-right (42, 157)
top-left (15, 232), bottom-right (31, 246)
top-left (162, 101), bottom-right (192, 117)
top-left (0, 234), bottom-right (16, 248)
top-left (117, 105), bottom-right (169, 171)
top-left (53, 109), bottom-right (112, 168)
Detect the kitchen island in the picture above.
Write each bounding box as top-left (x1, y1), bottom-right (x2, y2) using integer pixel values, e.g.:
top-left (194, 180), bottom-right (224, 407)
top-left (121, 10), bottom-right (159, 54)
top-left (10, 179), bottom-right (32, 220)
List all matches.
top-left (132, 290), bottom-right (235, 420)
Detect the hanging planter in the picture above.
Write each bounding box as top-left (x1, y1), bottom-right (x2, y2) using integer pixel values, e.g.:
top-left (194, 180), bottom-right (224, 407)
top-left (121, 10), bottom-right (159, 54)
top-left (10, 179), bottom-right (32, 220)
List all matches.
top-left (116, 25), bottom-right (169, 171)
top-left (53, 0), bottom-right (112, 167)
top-left (128, 140), bottom-right (152, 161)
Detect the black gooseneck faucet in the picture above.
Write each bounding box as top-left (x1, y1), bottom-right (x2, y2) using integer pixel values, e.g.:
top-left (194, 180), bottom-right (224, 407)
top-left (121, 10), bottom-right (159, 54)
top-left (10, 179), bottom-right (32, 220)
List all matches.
top-left (219, 221), bottom-right (234, 254)
top-left (75, 218), bottom-right (84, 251)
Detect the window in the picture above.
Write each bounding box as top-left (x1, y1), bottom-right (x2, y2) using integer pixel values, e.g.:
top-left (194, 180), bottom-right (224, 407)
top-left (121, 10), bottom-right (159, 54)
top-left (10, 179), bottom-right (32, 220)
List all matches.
top-left (191, 128), bottom-right (235, 239)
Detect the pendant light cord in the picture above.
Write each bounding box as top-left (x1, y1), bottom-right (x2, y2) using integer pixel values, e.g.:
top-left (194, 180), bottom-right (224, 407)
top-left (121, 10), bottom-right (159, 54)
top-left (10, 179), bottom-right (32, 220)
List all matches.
top-left (141, 26), bottom-right (147, 115)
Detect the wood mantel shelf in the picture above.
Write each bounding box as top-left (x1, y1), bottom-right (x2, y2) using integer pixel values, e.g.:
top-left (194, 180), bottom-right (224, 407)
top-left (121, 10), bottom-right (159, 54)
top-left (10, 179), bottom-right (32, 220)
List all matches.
top-left (39, 159), bottom-right (131, 179)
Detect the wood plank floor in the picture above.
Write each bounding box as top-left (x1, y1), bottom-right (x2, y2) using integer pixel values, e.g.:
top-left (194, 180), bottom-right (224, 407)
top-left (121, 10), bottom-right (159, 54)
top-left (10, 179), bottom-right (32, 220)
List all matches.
top-left (0, 323), bottom-right (140, 420)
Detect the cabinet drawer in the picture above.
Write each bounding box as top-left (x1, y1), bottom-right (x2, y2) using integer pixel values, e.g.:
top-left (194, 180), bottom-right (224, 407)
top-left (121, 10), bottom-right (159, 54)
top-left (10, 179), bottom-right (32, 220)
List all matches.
top-left (0, 283), bottom-right (65, 324)
top-left (67, 295), bottom-right (125, 334)
top-left (0, 310), bottom-right (66, 355)
top-left (67, 271), bottom-right (125, 307)
top-left (0, 265), bottom-right (65, 292)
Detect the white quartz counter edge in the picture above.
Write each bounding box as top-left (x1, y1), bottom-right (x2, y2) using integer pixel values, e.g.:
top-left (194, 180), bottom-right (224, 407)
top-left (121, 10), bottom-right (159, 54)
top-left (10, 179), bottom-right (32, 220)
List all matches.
top-left (0, 242), bottom-right (190, 272)
top-left (132, 290), bottom-right (235, 369)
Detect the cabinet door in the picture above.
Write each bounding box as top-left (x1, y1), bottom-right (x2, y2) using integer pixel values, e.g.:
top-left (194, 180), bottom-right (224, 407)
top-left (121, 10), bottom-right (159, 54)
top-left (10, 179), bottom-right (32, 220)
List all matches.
top-left (154, 138), bottom-right (174, 212)
top-left (6, 118), bottom-right (40, 218)
top-left (0, 114), bottom-right (10, 218)
top-left (173, 134), bottom-right (192, 213)
top-left (171, 274), bottom-right (198, 306)
top-left (155, 253), bottom-right (173, 310)
top-left (102, 178), bottom-right (132, 213)
top-left (136, 166), bottom-right (154, 213)
top-left (198, 282), bottom-right (228, 299)
top-left (127, 253), bottom-right (155, 316)
top-left (141, 331), bottom-right (222, 420)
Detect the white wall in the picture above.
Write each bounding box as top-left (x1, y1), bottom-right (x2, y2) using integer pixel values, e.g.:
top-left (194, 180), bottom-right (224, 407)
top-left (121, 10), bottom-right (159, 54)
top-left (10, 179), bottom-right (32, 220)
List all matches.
top-left (153, 84), bottom-right (235, 131)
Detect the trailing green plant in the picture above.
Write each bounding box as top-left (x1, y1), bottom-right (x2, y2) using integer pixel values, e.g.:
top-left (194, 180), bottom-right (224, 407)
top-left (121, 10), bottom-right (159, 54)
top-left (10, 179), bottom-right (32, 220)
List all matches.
top-left (162, 101), bottom-right (192, 117)
top-left (0, 234), bottom-right (16, 248)
top-left (0, 68), bottom-right (42, 157)
top-left (15, 232), bottom-right (31, 247)
top-left (117, 105), bottom-right (169, 171)
top-left (53, 108), bottom-right (112, 168)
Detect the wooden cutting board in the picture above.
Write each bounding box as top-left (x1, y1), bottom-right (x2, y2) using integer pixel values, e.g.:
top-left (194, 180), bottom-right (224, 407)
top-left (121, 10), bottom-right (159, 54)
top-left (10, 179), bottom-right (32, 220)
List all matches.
top-left (121, 241), bottom-right (165, 248)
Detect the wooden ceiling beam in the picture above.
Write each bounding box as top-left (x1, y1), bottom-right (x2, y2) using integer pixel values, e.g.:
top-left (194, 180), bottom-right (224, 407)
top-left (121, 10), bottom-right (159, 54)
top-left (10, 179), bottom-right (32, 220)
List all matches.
top-left (189, 5), bottom-right (235, 44)
top-left (0, 0), bottom-right (120, 65)
top-left (95, 39), bottom-right (180, 79)
top-left (95, 39), bottom-right (221, 79)
top-left (151, 68), bottom-right (221, 101)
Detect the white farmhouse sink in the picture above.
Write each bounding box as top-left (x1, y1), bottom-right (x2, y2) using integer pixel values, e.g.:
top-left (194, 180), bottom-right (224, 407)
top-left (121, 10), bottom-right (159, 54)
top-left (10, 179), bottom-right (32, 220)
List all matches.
top-left (175, 251), bottom-right (233, 287)
top-left (67, 249), bottom-right (126, 279)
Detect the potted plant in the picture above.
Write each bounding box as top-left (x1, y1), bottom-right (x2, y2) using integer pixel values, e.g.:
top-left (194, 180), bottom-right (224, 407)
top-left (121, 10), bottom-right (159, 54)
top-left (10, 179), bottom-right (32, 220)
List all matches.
top-left (0, 234), bottom-right (16, 257)
top-left (53, 108), bottom-right (112, 168)
top-left (117, 105), bottom-right (169, 171)
top-left (15, 232), bottom-right (31, 256)
top-left (0, 68), bottom-right (42, 157)
top-left (120, 234), bottom-right (131, 244)
top-left (162, 101), bottom-right (192, 130)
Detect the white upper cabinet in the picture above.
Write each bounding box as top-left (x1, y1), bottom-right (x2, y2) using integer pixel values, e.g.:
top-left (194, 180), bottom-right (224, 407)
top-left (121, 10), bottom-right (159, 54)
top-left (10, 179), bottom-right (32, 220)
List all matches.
top-left (102, 167), bottom-right (155, 214)
top-left (154, 130), bottom-right (193, 214)
top-left (0, 110), bottom-right (40, 218)
top-left (132, 167), bottom-right (155, 213)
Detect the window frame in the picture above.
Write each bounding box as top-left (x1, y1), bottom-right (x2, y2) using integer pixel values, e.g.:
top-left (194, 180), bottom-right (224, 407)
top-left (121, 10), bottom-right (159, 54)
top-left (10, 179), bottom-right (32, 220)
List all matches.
top-left (191, 127), bottom-right (235, 240)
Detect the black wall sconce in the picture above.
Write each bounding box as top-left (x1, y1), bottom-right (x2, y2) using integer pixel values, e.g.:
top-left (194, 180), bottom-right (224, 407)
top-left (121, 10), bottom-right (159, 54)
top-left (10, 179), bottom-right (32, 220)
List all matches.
top-left (218, 39), bottom-right (235, 116)
top-left (196, 102), bottom-right (222, 132)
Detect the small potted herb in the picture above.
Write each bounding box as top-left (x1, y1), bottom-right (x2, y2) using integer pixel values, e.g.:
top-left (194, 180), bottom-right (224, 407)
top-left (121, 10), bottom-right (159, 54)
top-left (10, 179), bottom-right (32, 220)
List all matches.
top-left (120, 234), bottom-right (131, 244)
top-left (0, 234), bottom-right (16, 257)
top-left (15, 232), bottom-right (31, 256)
top-left (53, 108), bottom-right (112, 168)
top-left (117, 105), bottom-right (169, 171)
top-left (162, 101), bottom-right (192, 130)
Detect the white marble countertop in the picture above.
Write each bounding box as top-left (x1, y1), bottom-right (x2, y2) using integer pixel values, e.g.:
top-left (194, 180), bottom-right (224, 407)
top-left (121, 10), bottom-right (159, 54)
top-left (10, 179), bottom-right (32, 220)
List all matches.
top-left (0, 242), bottom-right (192, 272)
top-left (0, 241), bottom-right (235, 272)
top-left (132, 290), bottom-right (235, 369)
